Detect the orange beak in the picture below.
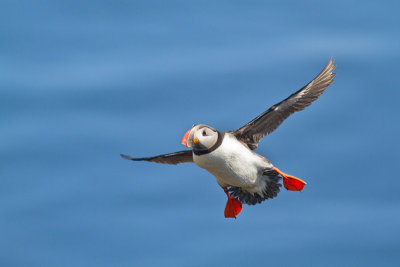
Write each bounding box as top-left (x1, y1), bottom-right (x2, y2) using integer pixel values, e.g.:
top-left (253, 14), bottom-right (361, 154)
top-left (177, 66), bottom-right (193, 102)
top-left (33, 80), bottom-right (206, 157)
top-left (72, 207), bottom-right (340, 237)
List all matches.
top-left (181, 128), bottom-right (193, 147)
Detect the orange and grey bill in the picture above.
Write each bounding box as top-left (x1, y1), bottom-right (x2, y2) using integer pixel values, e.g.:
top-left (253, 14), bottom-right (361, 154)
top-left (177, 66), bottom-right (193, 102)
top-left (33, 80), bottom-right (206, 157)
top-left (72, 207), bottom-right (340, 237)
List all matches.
top-left (181, 128), bottom-right (192, 147)
top-left (273, 167), bottom-right (307, 191)
top-left (223, 189), bottom-right (242, 218)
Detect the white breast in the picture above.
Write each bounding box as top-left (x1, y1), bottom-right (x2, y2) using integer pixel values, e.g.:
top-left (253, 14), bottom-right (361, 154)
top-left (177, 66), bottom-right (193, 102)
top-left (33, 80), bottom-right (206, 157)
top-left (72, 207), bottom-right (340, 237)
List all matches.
top-left (193, 133), bottom-right (271, 189)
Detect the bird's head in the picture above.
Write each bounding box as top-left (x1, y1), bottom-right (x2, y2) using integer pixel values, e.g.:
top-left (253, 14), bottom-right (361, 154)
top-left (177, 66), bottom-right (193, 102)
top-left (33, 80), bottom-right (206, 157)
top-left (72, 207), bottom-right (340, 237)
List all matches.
top-left (181, 124), bottom-right (219, 150)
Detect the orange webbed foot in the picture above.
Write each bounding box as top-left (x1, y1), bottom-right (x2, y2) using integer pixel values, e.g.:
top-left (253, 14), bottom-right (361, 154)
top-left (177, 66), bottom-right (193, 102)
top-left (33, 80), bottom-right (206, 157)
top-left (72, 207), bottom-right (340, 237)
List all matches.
top-left (223, 189), bottom-right (242, 218)
top-left (273, 167), bottom-right (307, 191)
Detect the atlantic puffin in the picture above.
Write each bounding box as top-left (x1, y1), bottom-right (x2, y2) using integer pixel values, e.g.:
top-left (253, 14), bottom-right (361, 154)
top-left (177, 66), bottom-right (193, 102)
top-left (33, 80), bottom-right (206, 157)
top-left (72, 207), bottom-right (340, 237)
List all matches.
top-left (122, 59), bottom-right (336, 218)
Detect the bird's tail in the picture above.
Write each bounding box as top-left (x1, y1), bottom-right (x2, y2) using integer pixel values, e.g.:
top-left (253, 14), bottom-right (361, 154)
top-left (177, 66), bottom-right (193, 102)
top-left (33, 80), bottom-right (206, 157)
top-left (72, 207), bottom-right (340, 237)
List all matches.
top-left (227, 170), bottom-right (282, 205)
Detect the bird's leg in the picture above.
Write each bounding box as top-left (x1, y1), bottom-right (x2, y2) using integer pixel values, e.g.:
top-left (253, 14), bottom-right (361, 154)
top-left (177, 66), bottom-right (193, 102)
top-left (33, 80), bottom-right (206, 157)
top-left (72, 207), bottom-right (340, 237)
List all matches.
top-left (223, 188), bottom-right (243, 218)
top-left (273, 167), bottom-right (307, 191)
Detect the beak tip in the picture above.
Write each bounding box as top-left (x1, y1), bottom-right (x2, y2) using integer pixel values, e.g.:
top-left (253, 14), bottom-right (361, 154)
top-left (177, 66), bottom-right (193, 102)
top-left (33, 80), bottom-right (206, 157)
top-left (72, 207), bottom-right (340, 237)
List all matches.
top-left (181, 140), bottom-right (188, 147)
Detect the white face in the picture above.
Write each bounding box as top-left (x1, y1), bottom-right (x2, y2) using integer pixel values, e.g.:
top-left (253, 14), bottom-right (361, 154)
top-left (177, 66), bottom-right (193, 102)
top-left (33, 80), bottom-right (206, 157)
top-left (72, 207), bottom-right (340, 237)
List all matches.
top-left (187, 124), bottom-right (219, 150)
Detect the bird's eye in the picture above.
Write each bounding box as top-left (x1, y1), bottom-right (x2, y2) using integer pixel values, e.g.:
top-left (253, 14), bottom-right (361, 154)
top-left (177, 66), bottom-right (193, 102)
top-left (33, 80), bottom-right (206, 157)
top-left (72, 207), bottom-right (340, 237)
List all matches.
top-left (202, 130), bottom-right (207, 136)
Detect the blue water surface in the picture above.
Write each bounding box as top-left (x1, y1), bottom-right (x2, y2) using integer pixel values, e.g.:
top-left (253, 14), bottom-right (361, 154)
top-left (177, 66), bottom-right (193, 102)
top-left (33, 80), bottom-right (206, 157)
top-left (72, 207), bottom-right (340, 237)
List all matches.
top-left (1, 0), bottom-right (400, 266)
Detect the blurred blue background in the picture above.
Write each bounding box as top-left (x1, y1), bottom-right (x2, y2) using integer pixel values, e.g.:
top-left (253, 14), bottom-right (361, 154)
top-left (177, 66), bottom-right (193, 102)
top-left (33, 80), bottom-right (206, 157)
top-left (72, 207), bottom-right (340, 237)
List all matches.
top-left (1, 0), bottom-right (399, 266)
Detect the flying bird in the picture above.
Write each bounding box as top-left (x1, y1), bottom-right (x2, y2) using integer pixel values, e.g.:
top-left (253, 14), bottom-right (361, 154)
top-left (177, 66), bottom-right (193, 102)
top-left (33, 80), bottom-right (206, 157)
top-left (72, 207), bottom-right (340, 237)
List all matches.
top-left (121, 59), bottom-right (336, 218)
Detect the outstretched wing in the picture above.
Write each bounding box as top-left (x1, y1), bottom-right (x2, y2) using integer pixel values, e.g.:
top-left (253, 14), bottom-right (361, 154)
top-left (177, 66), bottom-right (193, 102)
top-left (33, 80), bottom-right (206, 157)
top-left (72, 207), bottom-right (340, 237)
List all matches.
top-left (231, 59), bottom-right (336, 150)
top-left (120, 150), bottom-right (193, 165)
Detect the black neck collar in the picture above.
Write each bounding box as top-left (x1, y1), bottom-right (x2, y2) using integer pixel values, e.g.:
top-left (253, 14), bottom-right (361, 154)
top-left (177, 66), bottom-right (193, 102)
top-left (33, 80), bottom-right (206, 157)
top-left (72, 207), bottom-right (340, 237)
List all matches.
top-left (193, 131), bottom-right (224, 156)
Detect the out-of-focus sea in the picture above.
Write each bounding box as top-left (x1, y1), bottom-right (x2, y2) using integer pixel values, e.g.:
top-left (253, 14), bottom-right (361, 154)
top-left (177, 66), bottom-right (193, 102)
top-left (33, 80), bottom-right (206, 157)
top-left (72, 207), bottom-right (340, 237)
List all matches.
top-left (1, 0), bottom-right (399, 266)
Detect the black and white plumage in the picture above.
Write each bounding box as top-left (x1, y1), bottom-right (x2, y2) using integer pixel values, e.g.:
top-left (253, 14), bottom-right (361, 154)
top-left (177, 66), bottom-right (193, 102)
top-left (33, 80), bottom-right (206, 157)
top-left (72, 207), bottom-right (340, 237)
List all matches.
top-left (121, 59), bottom-right (336, 217)
top-left (187, 128), bottom-right (279, 205)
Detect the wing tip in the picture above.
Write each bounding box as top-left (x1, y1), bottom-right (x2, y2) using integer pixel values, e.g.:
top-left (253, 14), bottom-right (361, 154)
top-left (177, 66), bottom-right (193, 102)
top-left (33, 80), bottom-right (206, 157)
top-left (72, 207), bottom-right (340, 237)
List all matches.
top-left (326, 58), bottom-right (336, 71)
top-left (120, 154), bottom-right (135, 160)
top-left (316, 58), bottom-right (336, 84)
top-left (329, 59), bottom-right (336, 81)
top-left (329, 58), bottom-right (336, 72)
